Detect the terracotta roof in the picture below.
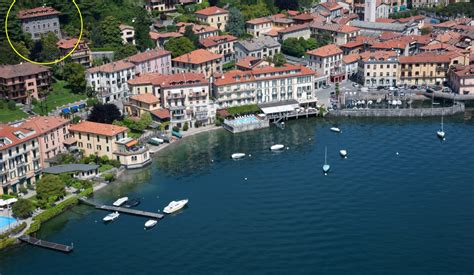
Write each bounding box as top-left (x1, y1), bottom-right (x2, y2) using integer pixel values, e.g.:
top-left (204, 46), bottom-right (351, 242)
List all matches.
top-left (130, 94), bottom-right (160, 104)
top-left (396, 15), bottom-right (425, 23)
top-left (338, 25), bottom-right (360, 33)
top-left (319, 2), bottom-right (342, 11)
top-left (379, 31), bottom-right (403, 41)
top-left (57, 38), bottom-right (80, 49)
top-left (435, 31), bottom-right (462, 44)
top-left (149, 31), bottom-right (182, 40)
top-left (399, 51), bottom-right (462, 64)
top-left (318, 10), bottom-right (331, 17)
top-left (195, 6), bottom-right (228, 16)
top-left (69, 121), bottom-right (128, 136)
top-left (247, 17), bottom-right (273, 25)
top-left (376, 18), bottom-right (396, 23)
top-left (0, 124), bottom-right (38, 150)
top-left (200, 35), bottom-right (237, 48)
top-left (421, 43), bottom-right (458, 52)
top-left (265, 29), bottom-right (279, 37)
top-left (215, 64), bottom-right (317, 86)
top-left (292, 13), bottom-right (314, 21)
top-left (307, 44), bottom-right (342, 57)
top-left (332, 14), bottom-right (358, 25)
top-left (21, 116), bottom-right (69, 135)
top-left (433, 20), bottom-right (457, 29)
top-left (235, 56), bottom-right (263, 70)
top-left (0, 63), bottom-right (50, 79)
top-left (452, 64), bottom-right (474, 78)
top-left (128, 72), bottom-right (208, 88)
top-left (87, 60), bottom-right (135, 74)
top-left (151, 109), bottom-right (170, 119)
top-left (177, 23), bottom-right (219, 34)
top-left (126, 49), bottom-right (171, 63)
top-left (359, 50), bottom-right (398, 62)
top-left (342, 53), bottom-right (361, 64)
top-left (172, 49), bottom-right (222, 64)
top-left (278, 23), bottom-right (310, 34)
top-left (17, 7), bottom-right (60, 19)
top-left (272, 13), bottom-right (287, 19)
top-left (287, 10), bottom-right (300, 16)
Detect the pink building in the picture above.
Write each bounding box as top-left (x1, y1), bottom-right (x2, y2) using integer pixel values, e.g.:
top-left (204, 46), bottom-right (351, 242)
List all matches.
top-left (20, 116), bottom-right (70, 167)
top-left (449, 64), bottom-right (474, 95)
top-left (125, 48), bottom-right (172, 76)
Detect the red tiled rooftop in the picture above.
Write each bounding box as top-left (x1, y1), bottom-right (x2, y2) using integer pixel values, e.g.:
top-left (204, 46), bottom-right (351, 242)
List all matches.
top-left (307, 44), bottom-right (342, 57)
top-left (342, 53), bottom-right (361, 64)
top-left (247, 17), bottom-right (272, 25)
top-left (292, 13), bottom-right (314, 21)
top-left (17, 7), bottom-right (60, 19)
top-left (278, 23), bottom-right (310, 34)
top-left (57, 38), bottom-right (79, 49)
top-left (195, 6), bottom-right (228, 16)
top-left (87, 60), bottom-right (135, 74)
top-left (0, 124), bottom-right (38, 149)
top-left (69, 121), bottom-right (128, 136)
top-left (149, 31), bottom-right (182, 40)
top-left (126, 49), bottom-right (171, 63)
top-left (0, 63), bottom-right (50, 79)
top-left (235, 56), bottom-right (262, 70)
top-left (130, 94), bottom-right (160, 104)
top-left (172, 49), bottom-right (222, 64)
top-left (200, 35), bottom-right (237, 48)
top-left (128, 72), bottom-right (209, 88)
top-left (21, 116), bottom-right (69, 134)
top-left (320, 2), bottom-right (342, 11)
top-left (376, 18), bottom-right (396, 23)
top-left (359, 50), bottom-right (398, 62)
top-left (399, 51), bottom-right (462, 64)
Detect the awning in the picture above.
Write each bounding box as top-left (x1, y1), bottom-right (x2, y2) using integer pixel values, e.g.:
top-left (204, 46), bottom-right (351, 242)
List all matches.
top-left (63, 137), bottom-right (77, 145)
top-left (79, 103), bottom-right (86, 108)
top-left (62, 108), bottom-right (70, 113)
top-left (71, 106), bottom-right (79, 112)
top-left (125, 140), bottom-right (138, 148)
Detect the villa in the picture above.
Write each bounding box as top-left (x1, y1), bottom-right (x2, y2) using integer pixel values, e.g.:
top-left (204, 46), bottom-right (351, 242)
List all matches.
top-left (17, 6), bottom-right (61, 40)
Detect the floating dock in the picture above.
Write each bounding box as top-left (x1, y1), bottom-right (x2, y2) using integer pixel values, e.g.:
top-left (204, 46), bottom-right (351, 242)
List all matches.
top-left (79, 198), bottom-right (164, 219)
top-left (18, 235), bottom-right (73, 253)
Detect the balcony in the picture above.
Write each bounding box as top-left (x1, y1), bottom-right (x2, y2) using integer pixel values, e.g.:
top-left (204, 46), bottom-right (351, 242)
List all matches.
top-left (169, 105), bottom-right (185, 110)
top-left (189, 91), bottom-right (207, 98)
top-left (169, 94), bottom-right (185, 99)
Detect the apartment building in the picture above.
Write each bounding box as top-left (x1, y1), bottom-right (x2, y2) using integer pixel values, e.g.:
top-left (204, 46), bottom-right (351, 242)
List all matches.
top-left (119, 24), bottom-right (135, 45)
top-left (20, 116), bottom-right (70, 168)
top-left (144, 0), bottom-right (202, 12)
top-left (448, 64), bottom-right (474, 95)
top-left (0, 63), bottom-right (51, 104)
top-left (87, 60), bottom-right (136, 103)
top-left (246, 17), bottom-right (273, 37)
top-left (17, 7), bottom-right (61, 40)
top-left (194, 6), bottom-right (228, 31)
top-left (357, 51), bottom-right (398, 87)
top-left (235, 36), bottom-right (281, 60)
top-left (307, 44), bottom-right (345, 82)
top-left (200, 35), bottom-right (237, 62)
top-left (398, 52), bottom-right (466, 85)
top-left (128, 72), bottom-right (214, 128)
top-left (0, 124), bottom-right (41, 195)
top-left (310, 22), bottom-right (360, 46)
top-left (125, 49), bottom-right (172, 76)
top-left (57, 38), bottom-right (92, 67)
top-left (172, 49), bottom-right (223, 79)
top-left (213, 64), bottom-right (317, 108)
top-left (124, 93), bottom-right (161, 118)
top-left (69, 121), bottom-right (151, 169)
top-left (277, 24), bottom-right (311, 41)
top-left (177, 23), bottom-right (219, 40)
top-left (312, 2), bottom-right (343, 19)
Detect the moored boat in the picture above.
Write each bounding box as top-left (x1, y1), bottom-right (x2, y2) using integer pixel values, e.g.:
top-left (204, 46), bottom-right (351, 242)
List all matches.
top-left (103, 211), bottom-right (120, 222)
top-left (113, 197), bottom-right (128, 207)
top-left (323, 146), bottom-right (330, 175)
top-left (330, 127), bottom-right (341, 133)
top-left (123, 198), bottom-right (140, 208)
top-left (231, 153), bottom-right (246, 159)
top-left (437, 115), bottom-right (445, 139)
top-left (339, 149), bottom-right (348, 158)
top-left (270, 144), bottom-right (284, 151)
top-left (144, 219), bottom-right (158, 229)
top-left (163, 199), bottom-right (189, 214)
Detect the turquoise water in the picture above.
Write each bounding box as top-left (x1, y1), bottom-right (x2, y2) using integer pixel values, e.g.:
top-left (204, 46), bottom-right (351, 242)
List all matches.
top-left (0, 117), bottom-right (473, 274)
top-left (0, 216), bottom-right (16, 231)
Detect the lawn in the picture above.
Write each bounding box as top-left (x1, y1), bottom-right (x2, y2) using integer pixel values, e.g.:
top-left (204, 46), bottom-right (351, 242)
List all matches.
top-left (33, 81), bottom-right (87, 115)
top-left (99, 164), bottom-right (114, 173)
top-left (0, 108), bottom-right (28, 123)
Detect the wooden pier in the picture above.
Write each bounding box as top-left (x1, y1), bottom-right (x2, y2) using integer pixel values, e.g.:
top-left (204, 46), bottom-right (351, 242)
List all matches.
top-left (18, 235), bottom-right (73, 253)
top-left (79, 198), bottom-right (164, 219)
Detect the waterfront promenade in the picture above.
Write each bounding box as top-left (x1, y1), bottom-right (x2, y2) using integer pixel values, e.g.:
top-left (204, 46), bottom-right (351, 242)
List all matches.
top-left (329, 103), bottom-right (465, 117)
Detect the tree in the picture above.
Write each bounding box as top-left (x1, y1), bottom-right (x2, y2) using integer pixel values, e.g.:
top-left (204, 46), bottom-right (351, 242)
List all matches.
top-left (183, 25), bottom-right (200, 48)
top-left (240, 3), bottom-right (271, 21)
top-left (114, 44), bottom-right (138, 60)
top-left (134, 9), bottom-right (154, 51)
top-left (282, 38), bottom-right (306, 57)
top-left (63, 63), bottom-right (86, 93)
top-left (272, 53), bottom-right (286, 67)
top-left (335, 82), bottom-right (340, 99)
top-left (275, 0), bottom-right (298, 11)
top-left (12, 198), bottom-right (35, 219)
top-left (30, 32), bottom-right (60, 62)
top-left (36, 174), bottom-right (66, 202)
top-left (421, 26), bottom-right (432, 35)
top-left (88, 103), bottom-right (122, 124)
top-left (164, 37), bottom-right (196, 58)
top-left (299, 0), bottom-right (315, 10)
top-left (226, 7), bottom-right (245, 37)
top-left (100, 16), bottom-right (123, 48)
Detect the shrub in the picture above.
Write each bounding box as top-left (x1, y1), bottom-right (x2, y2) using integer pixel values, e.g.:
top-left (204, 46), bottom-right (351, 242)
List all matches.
top-left (109, 159), bottom-right (121, 168)
top-left (183, 122), bottom-right (189, 131)
top-left (0, 100), bottom-right (4, 109)
top-left (18, 186), bottom-right (28, 195)
top-left (172, 126), bottom-right (180, 132)
top-left (36, 174), bottom-right (65, 202)
top-left (12, 198), bottom-right (35, 219)
top-left (26, 183), bottom-right (34, 191)
top-left (104, 174), bottom-right (115, 182)
top-left (7, 100), bottom-right (16, 110)
top-left (194, 121), bottom-right (202, 128)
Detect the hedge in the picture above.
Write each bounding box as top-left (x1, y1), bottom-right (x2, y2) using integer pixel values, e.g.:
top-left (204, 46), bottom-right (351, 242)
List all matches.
top-left (0, 222), bottom-right (27, 239)
top-left (0, 238), bottom-right (16, 250)
top-left (226, 104), bottom-right (260, 115)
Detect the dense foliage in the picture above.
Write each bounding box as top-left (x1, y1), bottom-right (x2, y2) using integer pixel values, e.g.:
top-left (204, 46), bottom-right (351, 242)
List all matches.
top-left (281, 37), bottom-right (319, 58)
top-left (88, 103), bottom-right (122, 124)
top-left (36, 174), bottom-right (66, 202)
top-left (12, 199), bottom-right (35, 219)
top-left (226, 7), bottom-right (245, 37)
top-left (164, 37), bottom-right (196, 58)
top-left (227, 104), bottom-right (260, 115)
top-left (114, 112), bottom-right (153, 132)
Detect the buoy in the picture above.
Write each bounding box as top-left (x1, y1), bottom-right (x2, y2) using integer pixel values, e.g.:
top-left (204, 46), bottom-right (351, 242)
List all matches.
top-left (286, 147), bottom-right (290, 150)
top-left (248, 154), bottom-right (252, 157)
top-left (211, 159), bottom-right (214, 162)
top-left (396, 152), bottom-right (399, 155)
top-left (244, 177), bottom-right (248, 180)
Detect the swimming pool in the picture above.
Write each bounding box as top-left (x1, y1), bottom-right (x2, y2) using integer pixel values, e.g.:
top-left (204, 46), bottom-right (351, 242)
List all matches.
top-left (229, 116), bottom-right (259, 125)
top-left (0, 216), bottom-right (17, 231)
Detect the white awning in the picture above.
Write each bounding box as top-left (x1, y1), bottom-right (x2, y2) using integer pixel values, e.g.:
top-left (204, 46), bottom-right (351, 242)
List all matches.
top-left (260, 103), bottom-right (300, 114)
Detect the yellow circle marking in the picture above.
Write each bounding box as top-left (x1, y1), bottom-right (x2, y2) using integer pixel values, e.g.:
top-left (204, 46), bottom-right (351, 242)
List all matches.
top-left (5, 0), bottom-right (84, 65)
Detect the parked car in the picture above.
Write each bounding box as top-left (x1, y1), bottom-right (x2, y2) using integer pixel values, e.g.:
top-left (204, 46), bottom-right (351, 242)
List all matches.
top-left (352, 83), bottom-right (360, 88)
top-left (322, 84), bottom-right (331, 89)
top-left (388, 86), bottom-right (397, 91)
top-left (410, 85), bottom-right (418, 89)
top-left (377, 86), bottom-right (385, 90)
top-left (400, 91), bottom-right (405, 97)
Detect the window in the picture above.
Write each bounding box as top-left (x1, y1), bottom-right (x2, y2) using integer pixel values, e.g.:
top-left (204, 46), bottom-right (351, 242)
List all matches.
top-left (97, 145), bottom-right (102, 150)
top-left (87, 143), bottom-right (92, 149)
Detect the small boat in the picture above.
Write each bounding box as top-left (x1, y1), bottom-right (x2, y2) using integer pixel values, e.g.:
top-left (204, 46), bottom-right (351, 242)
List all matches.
top-left (231, 153), bottom-right (246, 159)
top-left (270, 144), bottom-right (284, 151)
top-left (322, 146), bottom-right (330, 175)
top-left (123, 198), bottom-right (140, 208)
top-left (437, 115), bottom-right (445, 139)
top-left (339, 149), bottom-right (347, 158)
top-left (144, 219), bottom-right (158, 229)
top-left (163, 199), bottom-right (189, 214)
top-left (103, 211), bottom-right (120, 222)
top-left (112, 197), bottom-right (128, 207)
top-left (330, 127), bottom-right (341, 133)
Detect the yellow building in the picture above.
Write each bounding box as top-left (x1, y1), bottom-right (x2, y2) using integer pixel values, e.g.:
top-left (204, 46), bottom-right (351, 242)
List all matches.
top-left (69, 121), bottom-right (151, 169)
top-left (398, 52), bottom-right (467, 85)
top-left (195, 6), bottom-right (228, 31)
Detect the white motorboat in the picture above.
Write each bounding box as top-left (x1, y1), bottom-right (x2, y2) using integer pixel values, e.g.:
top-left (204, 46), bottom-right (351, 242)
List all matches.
top-left (330, 127), bottom-right (341, 133)
top-left (163, 199), bottom-right (189, 214)
top-left (144, 219), bottom-right (158, 229)
top-left (270, 144), bottom-right (284, 151)
top-left (231, 153), bottom-right (246, 159)
top-left (437, 115), bottom-right (445, 139)
top-left (113, 197), bottom-right (128, 206)
top-left (339, 149), bottom-right (348, 158)
top-left (322, 146), bottom-right (330, 175)
top-left (103, 211), bottom-right (120, 222)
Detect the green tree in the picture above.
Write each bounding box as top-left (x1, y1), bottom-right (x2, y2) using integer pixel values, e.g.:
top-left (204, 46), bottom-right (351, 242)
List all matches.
top-left (335, 82), bottom-right (340, 99)
top-left (88, 103), bottom-right (122, 124)
top-left (272, 53), bottom-right (286, 67)
top-left (36, 174), bottom-right (66, 202)
top-left (134, 9), bottom-right (154, 51)
top-left (12, 198), bottom-right (35, 219)
top-left (164, 37), bottom-right (196, 58)
top-left (183, 25), bottom-right (200, 48)
top-left (63, 63), bottom-right (86, 94)
top-left (282, 38), bottom-right (305, 57)
top-left (30, 32), bottom-right (60, 62)
top-left (240, 3), bottom-right (271, 21)
top-left (114, 44), bottom-right (138, 60)
top-left (421, 26), bottom-right (432, 35)
top-left (226, 7), bottom-right (245, 37)
top-left (101, 16), bottom-right (123, 48)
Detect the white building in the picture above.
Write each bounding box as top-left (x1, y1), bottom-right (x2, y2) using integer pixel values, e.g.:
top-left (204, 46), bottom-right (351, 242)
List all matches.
top-left (213, 64), bottom-right (317, 108)
top-left (246, 17), bottom-right (273, 37)
top-left (119, 24), bottom-right (135, 45)
top-left (307, 44), bottom-right (345, 83)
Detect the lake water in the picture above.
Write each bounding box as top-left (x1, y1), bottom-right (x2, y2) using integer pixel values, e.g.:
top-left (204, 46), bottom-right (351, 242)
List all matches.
top-left (1, 117), bottom-right (473, 274)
